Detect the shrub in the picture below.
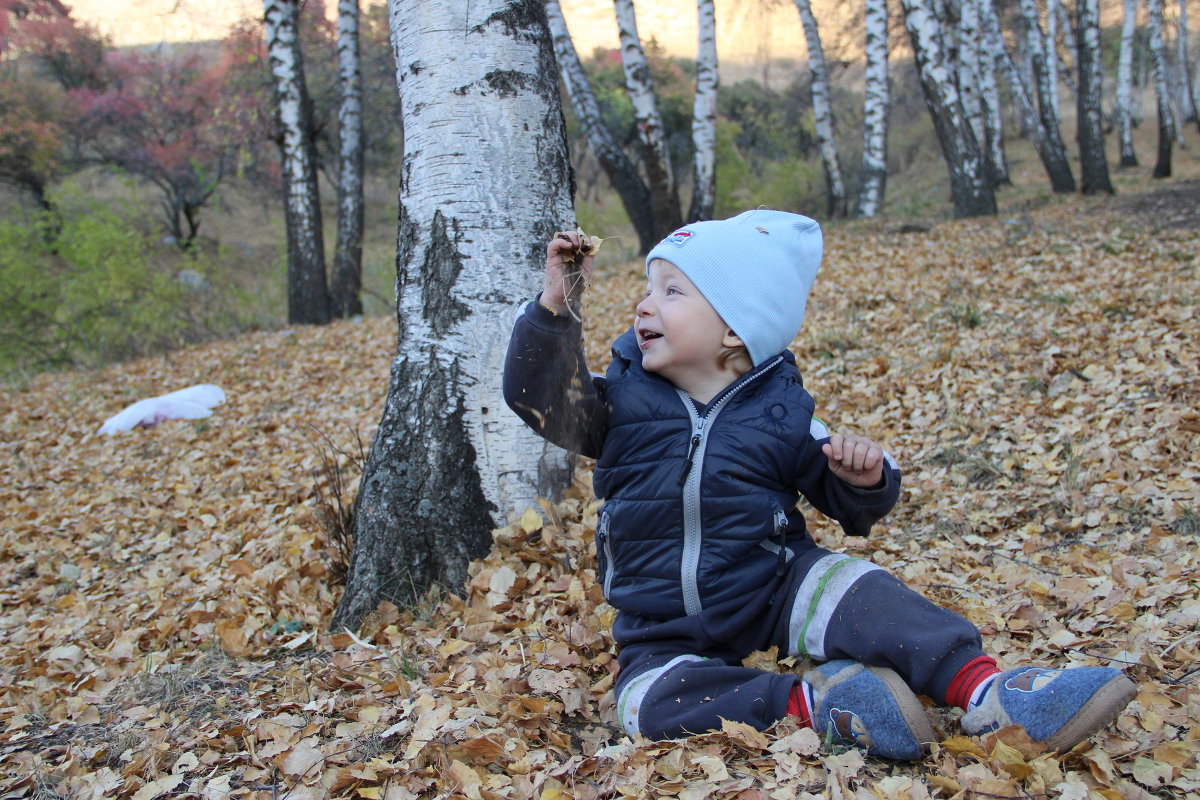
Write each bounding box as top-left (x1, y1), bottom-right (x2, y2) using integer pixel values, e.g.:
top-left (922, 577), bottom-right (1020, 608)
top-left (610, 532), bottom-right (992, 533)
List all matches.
top-left (0, 185), bottom-right (256, 380)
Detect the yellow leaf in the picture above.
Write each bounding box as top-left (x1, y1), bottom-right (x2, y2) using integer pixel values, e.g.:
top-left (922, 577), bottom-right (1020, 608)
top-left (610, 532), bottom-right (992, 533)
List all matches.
top-left (520, 507), bottom-right (543, 534)
top-left (721, 718), bottom-right (770, 750)
top-left (942, 735), bottom-right (987, 758)
top-left (357, 789), bottom-right (383, 799)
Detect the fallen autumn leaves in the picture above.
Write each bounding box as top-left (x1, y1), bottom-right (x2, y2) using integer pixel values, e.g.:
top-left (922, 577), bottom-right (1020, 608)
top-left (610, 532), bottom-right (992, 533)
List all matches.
top-left (1, 190), bottom-right (1198, 798)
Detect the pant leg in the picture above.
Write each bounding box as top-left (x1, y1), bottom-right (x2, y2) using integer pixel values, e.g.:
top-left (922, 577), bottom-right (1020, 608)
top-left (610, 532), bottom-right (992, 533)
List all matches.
top-left (773, 547), bottom-right (988, 704)
top-left (613, 611), bottom-right (799, 740)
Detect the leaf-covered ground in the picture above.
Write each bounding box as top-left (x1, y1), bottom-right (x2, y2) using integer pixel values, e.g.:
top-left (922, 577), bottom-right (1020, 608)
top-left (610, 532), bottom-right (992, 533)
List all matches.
top-left (2, 187), bottom-right (1198, 799)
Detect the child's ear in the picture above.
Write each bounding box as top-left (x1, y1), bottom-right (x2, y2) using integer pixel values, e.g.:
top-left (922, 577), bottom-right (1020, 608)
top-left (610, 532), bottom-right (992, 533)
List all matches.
top-left (722, 329), bottom-right (744, 349)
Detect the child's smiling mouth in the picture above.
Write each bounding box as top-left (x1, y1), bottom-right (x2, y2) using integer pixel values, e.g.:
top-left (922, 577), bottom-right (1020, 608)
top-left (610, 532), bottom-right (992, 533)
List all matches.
top-left (638, 329), bottom-right (663, 348)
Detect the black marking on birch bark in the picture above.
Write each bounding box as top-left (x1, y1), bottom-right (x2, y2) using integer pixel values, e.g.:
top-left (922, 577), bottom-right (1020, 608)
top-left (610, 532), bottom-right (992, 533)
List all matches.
top-left (476, 0), bottom-right (544, 39)
top-left (420, 210), bottom-right (469, 335)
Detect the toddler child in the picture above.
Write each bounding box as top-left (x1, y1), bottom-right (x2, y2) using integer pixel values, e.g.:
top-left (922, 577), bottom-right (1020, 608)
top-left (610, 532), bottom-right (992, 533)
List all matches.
top-left (503, 210), bottom-right (1135, 760)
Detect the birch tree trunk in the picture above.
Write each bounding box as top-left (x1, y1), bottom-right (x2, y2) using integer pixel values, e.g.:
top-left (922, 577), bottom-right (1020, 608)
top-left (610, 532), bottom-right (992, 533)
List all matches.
top-left (1046, 0), bottom-right (1061, 120)
top-left (900, 0), bottom-right (996, 217)
top-left (1018, 0), bottom-right (1062, 130)
top-left (689, 0), bottom-right (718, 222)
top-left (1116, 0), bottom-right (1139, 166)
top-left (793, 0), bottom-right (847, 218)
top-left (332, 0), bottom-right (364, 318)
top-left (264, 0), bottom-right (330, 325)
top-left (856, 0), bottom-right (890, 217)
top-left (1178, 0), bottom-right (1198, 126)
top-left (332, 0), bottom-right (575, 629)
top-left (975, 0), bottom-right (1010, 185)
top-left (1148, 0), bottom-right (1175, 176)
top-left (545, 0), bottom-right (657, 252)
top-left (614, 0), bottom-right (682, 235)
top-left (984, 0), bottom-right (1073, 190)
top-left (1076, 0), bottom-right (1113, 194)
top-left (1056, 0), bottom-right (1080, 99)
top-left (958, 0), bottom-right (1007, 185)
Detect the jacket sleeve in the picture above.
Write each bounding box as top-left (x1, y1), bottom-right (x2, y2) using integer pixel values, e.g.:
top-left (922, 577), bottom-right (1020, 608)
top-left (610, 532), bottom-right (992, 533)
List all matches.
top-left (503, 298), bottom-right (608, 459)
top-left (792, 413), bottom-right (901, 538)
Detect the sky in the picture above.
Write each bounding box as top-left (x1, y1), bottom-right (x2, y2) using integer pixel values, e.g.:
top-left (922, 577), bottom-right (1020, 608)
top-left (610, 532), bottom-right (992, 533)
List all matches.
top-left (67, 0), bottom-right (816, 65)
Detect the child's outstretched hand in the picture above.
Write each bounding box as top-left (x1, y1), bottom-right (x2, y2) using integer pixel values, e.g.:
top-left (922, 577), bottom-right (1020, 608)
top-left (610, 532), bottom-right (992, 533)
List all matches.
top-left (540, 229), bottom-right (598, 318)
top-left (822, 433), bottom-right (885, 488)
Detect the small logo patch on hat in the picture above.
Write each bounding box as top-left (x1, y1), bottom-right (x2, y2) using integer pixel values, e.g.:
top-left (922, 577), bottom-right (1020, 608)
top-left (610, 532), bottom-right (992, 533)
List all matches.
top-left (665, 229), bottom-right (694, 246)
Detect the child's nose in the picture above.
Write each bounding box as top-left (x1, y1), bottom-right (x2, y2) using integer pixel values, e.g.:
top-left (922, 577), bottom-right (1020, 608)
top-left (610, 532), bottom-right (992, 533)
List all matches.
top-left (635, 295), bottom-right (653, 316)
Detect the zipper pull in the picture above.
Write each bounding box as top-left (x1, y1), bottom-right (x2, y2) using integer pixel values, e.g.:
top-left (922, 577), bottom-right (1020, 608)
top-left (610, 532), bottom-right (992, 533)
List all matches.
top-left (678, 434), bottom-right (702, 486)
top-left (775, 510), bottom-right (789, 575)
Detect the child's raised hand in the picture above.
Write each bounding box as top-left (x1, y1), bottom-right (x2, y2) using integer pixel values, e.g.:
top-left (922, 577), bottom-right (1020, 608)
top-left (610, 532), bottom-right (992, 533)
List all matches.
top-left (822, 432), bottom-right (885, 488)
top-left (540, 229), bottom-right (597, 318)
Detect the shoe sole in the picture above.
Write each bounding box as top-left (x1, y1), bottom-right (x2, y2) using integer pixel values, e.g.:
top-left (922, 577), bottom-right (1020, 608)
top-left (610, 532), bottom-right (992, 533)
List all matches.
top-left (867, 665), bottom-right (937, 756)
top-left (1046, 672), bottom-right (1138, 753)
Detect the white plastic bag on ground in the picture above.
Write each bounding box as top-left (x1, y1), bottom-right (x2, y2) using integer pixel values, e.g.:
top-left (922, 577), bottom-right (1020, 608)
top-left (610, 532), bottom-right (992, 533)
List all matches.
top-left (98, 384), bottom-right (226, 434)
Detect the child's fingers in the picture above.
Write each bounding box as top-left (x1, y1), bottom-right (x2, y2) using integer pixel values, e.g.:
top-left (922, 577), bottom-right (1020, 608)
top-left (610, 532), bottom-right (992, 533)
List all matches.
top-left (824, 434), bottom-right (844, 462)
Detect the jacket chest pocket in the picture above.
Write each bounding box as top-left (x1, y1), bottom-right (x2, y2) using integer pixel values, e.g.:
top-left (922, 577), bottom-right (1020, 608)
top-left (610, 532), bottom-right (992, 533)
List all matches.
top-left (758, 508), bottom-right (793, 575)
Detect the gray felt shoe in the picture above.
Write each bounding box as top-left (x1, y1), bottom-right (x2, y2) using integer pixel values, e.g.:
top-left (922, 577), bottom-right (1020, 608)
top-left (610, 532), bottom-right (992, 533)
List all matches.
top-left (803, 660), bottom-right (935, 761)
top-left (961, 666), bottom-right (1137, 752)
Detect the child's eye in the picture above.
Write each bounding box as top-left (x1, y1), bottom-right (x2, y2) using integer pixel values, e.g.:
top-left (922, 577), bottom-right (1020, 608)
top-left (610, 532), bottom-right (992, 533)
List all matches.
top-left (666, 286), bottom-right (680, 295)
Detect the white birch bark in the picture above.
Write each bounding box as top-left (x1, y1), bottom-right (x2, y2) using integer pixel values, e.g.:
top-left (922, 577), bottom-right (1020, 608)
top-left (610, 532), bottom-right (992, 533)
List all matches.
top-left (956, 0), bottom-right (988, 174)
top-left (1045, 0), bottom-right (1061, 118)
top-left (333, 0), bottom-right (575, 627)
top-left (901, 0), bottom-right (996, 216)
top-left (793, 0), bottom-right (847, 217)
top-left (1018, 0), bottom-right (1060, 127)
top-left (1076, 0), bottom-right (1113, 193)
top-left (983, 0), bottom-right (1075, 191)
top-left (545, 0), bottom-right (657, 251)
top-left (856, 0), bottom-right (890, 217)
top-left (333, 0), bottom-right (364, 318)
top-left (264, 0), bottom-right (330, 325)
top-left (1178, 0), bottom-right (1198, 124)
top-left (614, 0), bottom-right (681, 233)
top-left (974, 0), bottom-right (1009, 184)
top-left (1116, 0), bottom-right (1139, 166)
top-left (689, 0), bottom-right (718, 222)
top-left (1148, 0), bottom-right (1176, 176)
top-left (1055, 0), bottom-right (1080, 98)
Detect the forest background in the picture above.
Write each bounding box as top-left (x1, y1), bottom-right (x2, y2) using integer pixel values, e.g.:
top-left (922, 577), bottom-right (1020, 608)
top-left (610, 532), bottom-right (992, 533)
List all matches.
top-left (1, 0), bottom-right (1199, 798)
top-left (3, 0), bottom-right (1195, 380)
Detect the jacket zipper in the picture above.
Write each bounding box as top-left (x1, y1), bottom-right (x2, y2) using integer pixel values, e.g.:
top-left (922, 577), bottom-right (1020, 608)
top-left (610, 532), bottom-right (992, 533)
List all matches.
top-left (597, 511), bottom-right (614, 598)
top-left (676, 355), bottom-right (784, 616)
top-left (774, 508), bottom-right (790, 575)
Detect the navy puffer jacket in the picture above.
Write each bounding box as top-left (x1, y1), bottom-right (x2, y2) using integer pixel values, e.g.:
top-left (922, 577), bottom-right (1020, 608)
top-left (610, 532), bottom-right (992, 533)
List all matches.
top-left (503, 300), bottom-right (900, 622)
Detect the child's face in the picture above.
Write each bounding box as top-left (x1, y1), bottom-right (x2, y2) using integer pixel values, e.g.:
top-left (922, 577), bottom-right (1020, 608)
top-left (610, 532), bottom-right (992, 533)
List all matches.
top-left (635, 259), bottom-right (743, 401)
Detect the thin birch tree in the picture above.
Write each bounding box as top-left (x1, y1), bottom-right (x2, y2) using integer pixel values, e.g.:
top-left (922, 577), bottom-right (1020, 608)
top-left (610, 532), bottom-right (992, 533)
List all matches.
top-left (264, 0), bottom-right (330, 325)
top-left (1148, 0), bottom-right (1175, 176)
top-left (793, 0), bottom-right (847, 218)
top-left (1076, 0), bottom-right (1113, 194)
top-left (1046, 0), bottom-right (1061, 119)
top-left (332, 0), bottom-right (364, 318)
top-left (856, 0), bottom-right (890, 217)
top-left (1178, 0), bottom-right (1198, 126)
top-left (689, 0), bottom-right (718, 222)
top-left (975, 0), bottom-right (1009, 185)
top-left (332, 0), bottom-right (575, 629)
top-left (1116, 0), bottom-right (1139, 166)
top-left (544, 0), bottom-right (657, 252)
top-left (984, 0), bottom-right (1072, 186)
top-left (900, 0), bottom-right (996, 217)
top-left (614, 0), bottom-right (682, 235)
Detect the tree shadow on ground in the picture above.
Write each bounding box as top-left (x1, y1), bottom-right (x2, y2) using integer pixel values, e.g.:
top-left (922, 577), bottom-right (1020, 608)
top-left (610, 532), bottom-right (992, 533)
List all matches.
top-left (1114, 179), bottom-right (1200, 230)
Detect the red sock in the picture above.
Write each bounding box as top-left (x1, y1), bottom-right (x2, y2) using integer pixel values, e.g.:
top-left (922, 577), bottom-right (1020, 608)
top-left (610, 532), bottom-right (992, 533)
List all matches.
top-left (787, 683), bottom-right (812, 728)
top-left (946, 656), bottom-right (1001, 710)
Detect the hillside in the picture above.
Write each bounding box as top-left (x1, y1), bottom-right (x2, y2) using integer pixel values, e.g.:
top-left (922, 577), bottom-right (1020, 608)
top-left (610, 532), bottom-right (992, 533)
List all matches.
top-left (1, 183), bottom-right (1198, 797)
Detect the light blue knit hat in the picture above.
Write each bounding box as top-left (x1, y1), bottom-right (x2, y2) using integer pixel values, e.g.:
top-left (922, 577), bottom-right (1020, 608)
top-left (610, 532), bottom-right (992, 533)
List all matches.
top-left (645, 209), bottom-right (823, 365)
